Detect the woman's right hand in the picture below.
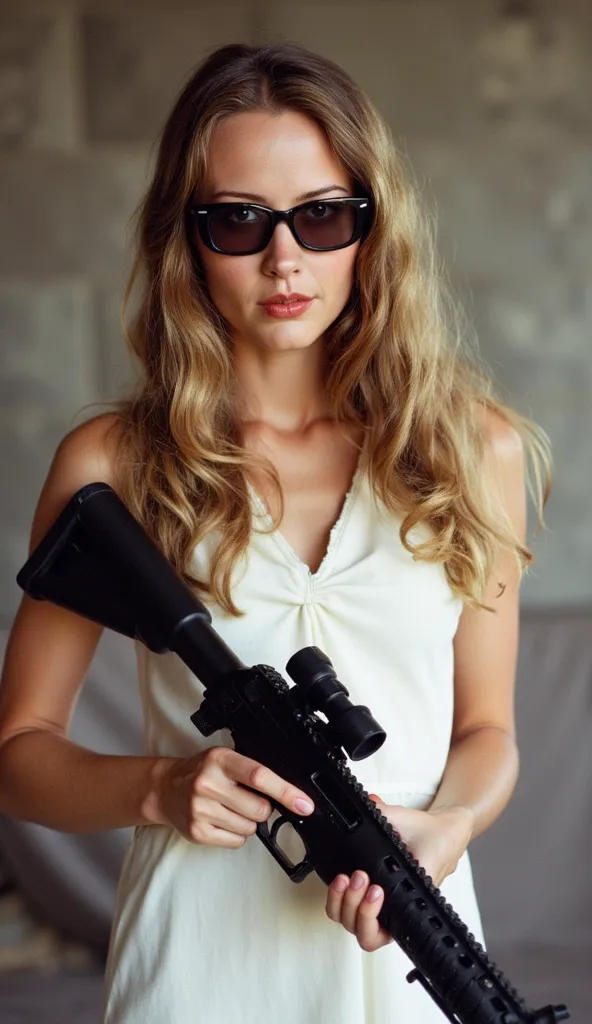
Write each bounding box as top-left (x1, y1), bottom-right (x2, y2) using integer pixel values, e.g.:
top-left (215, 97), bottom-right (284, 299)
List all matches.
top-left (145, 746), bottom-right (315, 848)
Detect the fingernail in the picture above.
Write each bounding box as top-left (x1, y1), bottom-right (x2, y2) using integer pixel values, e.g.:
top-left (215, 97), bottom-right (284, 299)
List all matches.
top-left (333, 876), bottom-right (348, 893)
top-left (295, 798), bottom-right (314, 814)
top-left (350, 871), bottom-right (365, 890)
top-left (366, 885), bottom-right (382, 903)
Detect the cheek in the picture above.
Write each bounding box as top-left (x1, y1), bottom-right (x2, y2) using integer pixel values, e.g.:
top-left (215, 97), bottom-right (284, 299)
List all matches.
top-left (319, 248), bottom-right (359, 304)
top-left (197, 250), bottom-right (254, 315)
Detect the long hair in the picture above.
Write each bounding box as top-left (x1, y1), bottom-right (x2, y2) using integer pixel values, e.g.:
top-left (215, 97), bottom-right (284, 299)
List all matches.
top-left (100, 40), bottom-right (551, 617)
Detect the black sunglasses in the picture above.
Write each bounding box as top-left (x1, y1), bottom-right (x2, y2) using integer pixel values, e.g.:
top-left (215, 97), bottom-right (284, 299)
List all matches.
top-left (186, 196), bottom-right (373, 255)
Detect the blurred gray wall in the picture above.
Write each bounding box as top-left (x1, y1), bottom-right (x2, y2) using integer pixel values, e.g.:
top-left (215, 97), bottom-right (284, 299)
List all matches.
top-left (1, 0), bottom-right (591, 623)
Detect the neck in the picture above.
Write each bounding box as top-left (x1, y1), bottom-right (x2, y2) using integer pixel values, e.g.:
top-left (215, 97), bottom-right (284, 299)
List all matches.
top-left (234, 336), bottom-right (332, 436)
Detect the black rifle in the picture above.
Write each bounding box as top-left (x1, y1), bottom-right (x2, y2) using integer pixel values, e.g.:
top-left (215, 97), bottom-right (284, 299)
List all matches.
top-left (16, 483), bottom-right (570, 1024)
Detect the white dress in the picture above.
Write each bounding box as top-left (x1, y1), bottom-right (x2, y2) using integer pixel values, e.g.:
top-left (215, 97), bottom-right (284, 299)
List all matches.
top-left (102, 459), bottom-right (486, 1024)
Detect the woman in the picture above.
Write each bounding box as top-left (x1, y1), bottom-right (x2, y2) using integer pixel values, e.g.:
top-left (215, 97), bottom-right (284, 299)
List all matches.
top-left (0, 41), bottom-right (551, 1023)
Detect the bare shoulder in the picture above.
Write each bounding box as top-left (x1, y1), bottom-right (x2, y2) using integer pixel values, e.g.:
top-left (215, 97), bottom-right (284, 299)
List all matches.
top-left (29, 412), bottom-right (125, 553)
top-left (56, 411), bottom-right (123, 473)
top-left (478, 404), bottom-right (525, 491)
top-left (478, 405), bottom-right (526, 541)
top-left (480, 404), bottom-right (524, 460)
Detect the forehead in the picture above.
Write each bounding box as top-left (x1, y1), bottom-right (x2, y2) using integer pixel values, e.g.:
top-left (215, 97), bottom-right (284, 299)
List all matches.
top-left (203, 109), bottom-right (352, 198)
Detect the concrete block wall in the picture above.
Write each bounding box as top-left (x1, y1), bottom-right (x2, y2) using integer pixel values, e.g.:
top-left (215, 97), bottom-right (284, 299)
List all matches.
top-left (1, 0), bottom-right (591, 621)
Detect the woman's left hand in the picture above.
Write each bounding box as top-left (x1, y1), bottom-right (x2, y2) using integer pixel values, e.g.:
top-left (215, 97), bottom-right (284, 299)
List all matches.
top-left (325, 794), bottom-right (475, 952)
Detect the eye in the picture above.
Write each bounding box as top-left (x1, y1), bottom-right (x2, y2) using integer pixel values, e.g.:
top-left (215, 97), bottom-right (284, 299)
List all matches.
top-left (306, 202), bottom-right (332, 219)
top-left (227, 205), bottom-right (258, 223)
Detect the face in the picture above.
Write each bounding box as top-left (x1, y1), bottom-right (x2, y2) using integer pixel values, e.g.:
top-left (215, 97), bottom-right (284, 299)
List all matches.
top-left (191, 109), bottom-right (360, 355)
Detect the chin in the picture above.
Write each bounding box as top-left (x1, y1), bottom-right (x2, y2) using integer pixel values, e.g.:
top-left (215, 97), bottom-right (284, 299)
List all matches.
top-left (262, 330), bottom-right (322, 351)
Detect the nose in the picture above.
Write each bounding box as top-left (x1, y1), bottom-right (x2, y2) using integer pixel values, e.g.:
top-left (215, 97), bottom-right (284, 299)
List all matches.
top-left (261, 220), bottom-right (304, 274)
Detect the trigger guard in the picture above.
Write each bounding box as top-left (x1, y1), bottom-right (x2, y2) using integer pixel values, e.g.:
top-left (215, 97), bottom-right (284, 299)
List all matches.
top-left (255, 811), bottom-right (315, 883)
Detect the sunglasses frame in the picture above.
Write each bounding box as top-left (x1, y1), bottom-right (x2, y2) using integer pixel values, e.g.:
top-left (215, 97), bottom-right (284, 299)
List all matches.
top-left (186, 196), bottom-right (373, 255)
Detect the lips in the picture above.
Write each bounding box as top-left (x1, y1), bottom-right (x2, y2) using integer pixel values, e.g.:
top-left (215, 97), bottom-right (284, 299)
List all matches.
top-left (261, 296), bottom-right (314, 319)
top-left (261, 293), bottom-right (313, 305)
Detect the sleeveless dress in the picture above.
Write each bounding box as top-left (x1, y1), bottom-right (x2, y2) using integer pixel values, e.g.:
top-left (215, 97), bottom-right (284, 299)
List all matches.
top-left (101, 458), bottom-right (486, 1024)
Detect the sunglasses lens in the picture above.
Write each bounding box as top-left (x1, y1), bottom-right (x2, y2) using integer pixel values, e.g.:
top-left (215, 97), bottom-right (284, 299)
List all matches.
top-left (294, 201), bottom-right (357, 248)
top-left (202, 200), bottom-right (363, 253)
top-left (207, 205), bottom-right (270, 254)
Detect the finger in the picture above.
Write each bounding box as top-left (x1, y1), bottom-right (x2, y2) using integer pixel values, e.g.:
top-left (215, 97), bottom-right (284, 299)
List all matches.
top-left (194, 755), bottom-right (273, 822)
top-left (355, 884), bottom-right (394, 952)
top-left (207, 749), bottom-right (315, 819)
top-left (192, 794), bottom-right (259, 838)
top-left (207, 826), bottom-right (249, 849)
top-left (232, 752), bottom-right (315, 816)
top-left (340, 871), bottom-right (371, 933)
top-left (326, 875), bottom-right (349, 923)
top-left (188, 814), bottom-right (249, 848)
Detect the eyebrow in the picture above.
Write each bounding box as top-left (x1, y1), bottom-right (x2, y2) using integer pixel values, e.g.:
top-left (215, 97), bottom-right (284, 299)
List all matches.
top-left (210, 184), bottom-right (350, 203)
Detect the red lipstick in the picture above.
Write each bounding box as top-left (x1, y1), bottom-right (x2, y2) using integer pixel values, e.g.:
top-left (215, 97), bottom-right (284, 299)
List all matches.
top-left (260, 293), bottom-right (314, 318)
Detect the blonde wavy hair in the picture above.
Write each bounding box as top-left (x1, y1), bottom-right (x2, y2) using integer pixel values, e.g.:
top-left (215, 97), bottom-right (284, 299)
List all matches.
top-left (98, 40), bottom-right (551, 617)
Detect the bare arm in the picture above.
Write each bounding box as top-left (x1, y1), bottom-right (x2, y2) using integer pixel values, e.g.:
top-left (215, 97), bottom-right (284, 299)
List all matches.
top-left (0, 727), bottom-right (171, 832)
top-left (427, 410), bottom-right (527, 839)
top-left (0, 414), bottom-right (174, 832)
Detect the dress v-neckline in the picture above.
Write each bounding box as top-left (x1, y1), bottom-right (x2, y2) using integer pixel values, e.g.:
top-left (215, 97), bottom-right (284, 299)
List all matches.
top-left (247, 450), bottom-right (365, 581)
